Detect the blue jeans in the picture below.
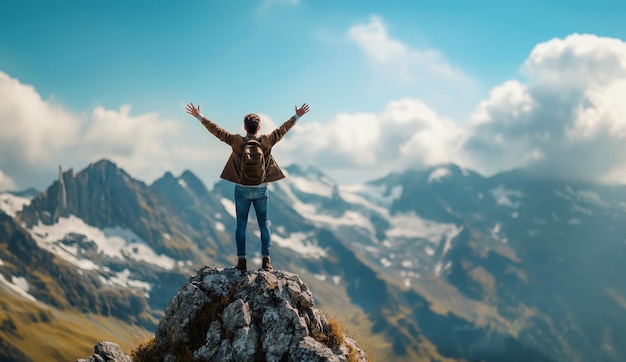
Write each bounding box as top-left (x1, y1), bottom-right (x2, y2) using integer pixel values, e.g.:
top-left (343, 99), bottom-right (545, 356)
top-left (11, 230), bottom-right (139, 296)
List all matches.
top-left (234, 184), bottom-right (271, 258)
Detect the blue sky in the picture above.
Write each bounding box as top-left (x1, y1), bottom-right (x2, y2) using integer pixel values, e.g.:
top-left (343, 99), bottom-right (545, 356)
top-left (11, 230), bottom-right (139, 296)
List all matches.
top-left (1, 0), bottom-right (626, 190)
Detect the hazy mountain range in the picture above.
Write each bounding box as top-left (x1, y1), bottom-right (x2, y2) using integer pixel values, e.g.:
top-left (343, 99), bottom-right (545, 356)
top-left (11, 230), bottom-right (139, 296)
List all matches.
top-left (0, 159), bottom-right (625, 361)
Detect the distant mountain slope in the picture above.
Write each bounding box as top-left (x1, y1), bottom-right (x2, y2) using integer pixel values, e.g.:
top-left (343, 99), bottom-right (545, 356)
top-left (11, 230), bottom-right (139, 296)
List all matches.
top-left (1, 159), bottom-right (625, 361)
top-left (0, 209), bottom-right (151, 361)
top-left (270, 163), bottom-right (626, 361)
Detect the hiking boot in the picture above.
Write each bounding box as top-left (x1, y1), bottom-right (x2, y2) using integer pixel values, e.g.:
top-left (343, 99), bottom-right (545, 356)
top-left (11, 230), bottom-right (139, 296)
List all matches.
top-left (233, 258), bottom-right (247, 272)
top-left (261, 256), bottom-right (273, 272)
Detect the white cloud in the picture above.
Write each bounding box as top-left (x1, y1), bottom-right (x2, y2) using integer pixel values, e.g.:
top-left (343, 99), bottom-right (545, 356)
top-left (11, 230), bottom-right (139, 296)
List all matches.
top-left (463, 34), bottom-right (626, 183)
top-left (274, 97), bottom-right (465, 176)
top-left (0, 71), bottom-right (219, 189)
top-left (523, 34), bottom-right (626, 89)
top-left (470, 80), bottom-right (536, 127)
top-left (349, 16), bottom-right (408, 65)
top-left (79, 105), bottom-right (181, 182)
top-left (0, 72), bottom-right (82, 166)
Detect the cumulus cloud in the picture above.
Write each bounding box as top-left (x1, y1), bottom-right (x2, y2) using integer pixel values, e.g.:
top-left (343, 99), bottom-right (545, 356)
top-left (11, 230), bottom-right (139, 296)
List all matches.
top-left (0, 72), bottom-right (82, 166)
top-left (0, 72), bottom-right (219, 190)
top-left (273, 97), bottom-right (465, 179)
top-left (463, 34), bottom-right (626, 183)
top-left (78, 105), bottom-right (181, 181)
top-left (276, 32), bottom-right (626, 185)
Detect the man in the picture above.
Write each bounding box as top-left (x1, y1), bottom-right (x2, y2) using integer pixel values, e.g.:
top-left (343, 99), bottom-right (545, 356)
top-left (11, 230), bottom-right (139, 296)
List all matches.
top-left (186, 102), bottom-right (310, 272)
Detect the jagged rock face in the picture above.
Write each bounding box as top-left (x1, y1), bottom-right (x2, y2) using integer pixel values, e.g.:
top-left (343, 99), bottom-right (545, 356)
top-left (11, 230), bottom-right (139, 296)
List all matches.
top-left (154, 267), bottom-right (367, 362)
top-left (17, 159), bottom-right (224, 262)
top-left (18, 160), bottom-right (168, 247)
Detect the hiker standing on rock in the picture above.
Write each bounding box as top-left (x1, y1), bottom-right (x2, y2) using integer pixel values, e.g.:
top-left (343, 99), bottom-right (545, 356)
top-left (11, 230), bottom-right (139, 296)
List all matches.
top-left (186, 102), bottom-right (310, 272)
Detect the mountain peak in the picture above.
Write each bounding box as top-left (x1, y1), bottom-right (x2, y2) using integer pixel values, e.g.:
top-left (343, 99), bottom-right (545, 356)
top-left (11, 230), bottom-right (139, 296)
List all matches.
top-left (151, 169), bottom-right (210, 202)
top-left (82, 158), bottom-right (135, 182)
top-left (18, 158), bottom-right (150, 228)
top-left (87, 158), bottom-right (119, 173)
top-left (179, 169), bottom-right (209, 195)
top-left (285, 163), bottom-right (328, 179)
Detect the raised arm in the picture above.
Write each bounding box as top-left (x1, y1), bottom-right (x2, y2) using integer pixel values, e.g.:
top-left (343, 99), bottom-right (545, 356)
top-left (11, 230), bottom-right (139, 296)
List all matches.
top-left (267, 103), bottom-right (310, 146)
top-left (186, 103), bottom-right (237, 145)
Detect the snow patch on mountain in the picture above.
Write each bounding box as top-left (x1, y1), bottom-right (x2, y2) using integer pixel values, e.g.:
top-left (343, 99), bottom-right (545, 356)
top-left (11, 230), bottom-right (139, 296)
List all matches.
top-left (32, 233), bottom-right (101, 270)
top-left (0, 274), bottom-right (36, 302)
top-left (100, 269), bottom-right (152, 297)
top-left (490, 186), bottom-right (523, 208)
top-left (0, 192), bottom-right (31, 217)
top-left (386, 212), bottom-right (461, 244)
top-left (341, 184), bottom-right (402, 208)
top-left (220, 198), bottom-right (237, 218)
top-left (491, 223), bottom-right (508, 243)
top-left (11, 276), bottom-right (29, 293)
top-left (434, 260), bottom-right (453, 277)
top-left (425, 246), bottom-right (435, 256)
top-left (338, 186), bottom-right (387, 214)
top-left (272, 232), bottom-right (327, 259)
top-left (566, 187), bottom-right (610, 208)
top-left (276, 182), bottom-right (375, 231)
top-left (305, 208), bottom-right (373, 233)
top-left (289, 175), bottom-right (335, 197)
top-left (428, 167), bottom-right (452, 183)
top-left (30, 215), bottom-right (176, 270)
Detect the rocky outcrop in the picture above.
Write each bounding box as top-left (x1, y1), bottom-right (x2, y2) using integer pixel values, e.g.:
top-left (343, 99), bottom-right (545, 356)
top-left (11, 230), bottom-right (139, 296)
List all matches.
top-left (131, 266), bottom-right (367, 361)
top-left (76, 341), bottom-right (131, 362)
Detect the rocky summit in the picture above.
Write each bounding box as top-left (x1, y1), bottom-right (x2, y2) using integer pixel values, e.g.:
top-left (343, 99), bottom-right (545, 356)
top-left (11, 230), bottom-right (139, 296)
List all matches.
top-left (77, 266), bottom-right (367, 362)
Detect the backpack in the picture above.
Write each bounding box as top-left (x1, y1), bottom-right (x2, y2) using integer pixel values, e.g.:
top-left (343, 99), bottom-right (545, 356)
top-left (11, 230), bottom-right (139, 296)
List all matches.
top-left (240, 136), bottom-right (267, 185)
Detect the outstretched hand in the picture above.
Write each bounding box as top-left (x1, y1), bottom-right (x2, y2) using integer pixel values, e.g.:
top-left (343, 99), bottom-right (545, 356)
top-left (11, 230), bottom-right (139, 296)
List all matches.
top-left (295, 103), bottom-right (310, 118)
top-left (186, 103), bottom-right (201, 118)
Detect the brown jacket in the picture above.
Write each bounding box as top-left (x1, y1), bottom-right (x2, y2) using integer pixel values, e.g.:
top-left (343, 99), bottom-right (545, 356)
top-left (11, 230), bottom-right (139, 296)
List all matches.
top-left (199, 115), bottom-right (298, 184)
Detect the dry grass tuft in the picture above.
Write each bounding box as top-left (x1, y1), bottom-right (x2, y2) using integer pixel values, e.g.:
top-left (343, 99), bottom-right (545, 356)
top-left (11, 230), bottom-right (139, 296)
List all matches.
top-left (130, 337), bottom-right (159, 362)
top-left (131, 335), bottom-right (194, 362)
top-left (314, 316), bottom-right (346, 349)
top-left (325, 318), bottom-right (345, 348)
top-left (347, 342), bottom-right (362, 362)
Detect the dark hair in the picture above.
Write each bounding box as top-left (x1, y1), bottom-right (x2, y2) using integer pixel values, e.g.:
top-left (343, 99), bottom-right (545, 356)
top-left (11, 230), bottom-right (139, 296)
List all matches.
top-left (244, 113), bottom-right (260, 135)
